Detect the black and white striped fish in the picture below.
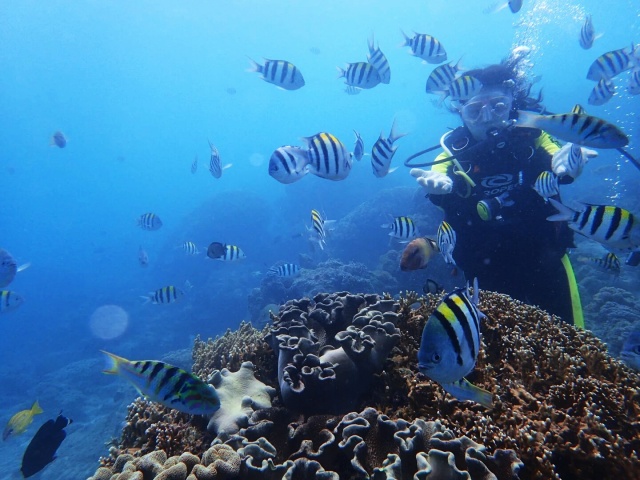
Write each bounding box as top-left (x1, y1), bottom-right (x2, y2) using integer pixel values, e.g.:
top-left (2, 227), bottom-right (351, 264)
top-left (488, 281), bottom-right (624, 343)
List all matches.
top-left (309, 209), bottom-right (327, 250)
top-left (579, 14), bottom-right (600, 50)
top-left (352, 130), bottom-right (365, 161)
top-left (208, 141), bottom-right (232, 179)
top-left (580, 252), bottom-right (621, 274)
top-left (401, 31), bottom-right (447, 64)
top-left (367, 35), bottom-right (390, 84)
top-left (137, 213), bottom-right (163, 231)
top-left (628, 69), bottom-right (640, 95)
top-left (102, 351), bottom-right (220, 415)
top-left (268, 145), bottom-right (310, 184)
top-left (216, 244), bottom-right (245, 261)
top-left (344, 85), bottom-right (362, 95)
top-left (180, 241), bottom-right (200, 255)
top-left (587, 45), bottom-right (637, 81)
top-left (515, 111), bottom-right (628, 149)
top-left (588, 78), bottom-right (615, 106)
top-left (448, 75), bottom-right (483, 102)
top-left (551, 143), bottom-right (589, 179)
top-left (371, 119), bottom-right (407, 177)
top-left (191, 155), bottom-right (198, 174)
top-left (303, 132), bottom-right (353, 181)
top-left (142, 285), bottom-right (185, 305)
top-left (337, 62), bottom-right (381, 89)
top-left (437, 221), bottom-right (457, 265)
top-left (417, 279), bottom-right (492, 408)
top-left (268, 263), bottom-right (301, 278)
top-left (533, 171), bottom-right (559, 202)
top-left (548, 199), bottom-right (640, 252)
top-left (0, 290), bottom-right (24, 314)
top-left (381, 216), bottom-right (419, 241)
top-left (248, 58), bottom-right (305, 90)
top-left (425, 60), bottom-right (463, 95)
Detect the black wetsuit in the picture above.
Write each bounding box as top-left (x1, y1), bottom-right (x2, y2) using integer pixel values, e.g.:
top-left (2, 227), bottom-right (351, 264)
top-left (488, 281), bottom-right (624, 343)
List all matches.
top-left (429, 126), bottom-right (577, 323)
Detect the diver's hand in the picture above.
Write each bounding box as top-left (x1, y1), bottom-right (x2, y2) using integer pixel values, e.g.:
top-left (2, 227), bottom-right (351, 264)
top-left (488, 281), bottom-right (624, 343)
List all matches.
top-left (410, 168), bottom-right (453, 195)
top-left (551, 143), bottom-right (598, 179)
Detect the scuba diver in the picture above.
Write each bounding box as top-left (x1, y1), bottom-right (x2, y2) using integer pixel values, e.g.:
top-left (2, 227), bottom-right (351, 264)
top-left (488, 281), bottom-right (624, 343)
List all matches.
top-left (409, 54), bottom-right (592, 327)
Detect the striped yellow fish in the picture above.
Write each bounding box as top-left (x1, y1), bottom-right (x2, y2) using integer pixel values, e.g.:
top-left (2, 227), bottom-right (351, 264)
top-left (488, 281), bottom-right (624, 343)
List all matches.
top-left (101, 351), bottom-right (220, 415)
top-left (3, 401), bottom-right (43, 440)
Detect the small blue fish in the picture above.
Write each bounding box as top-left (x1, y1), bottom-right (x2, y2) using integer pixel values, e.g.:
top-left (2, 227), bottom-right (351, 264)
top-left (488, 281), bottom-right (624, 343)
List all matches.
top-left (621, 331), bottom-right (640, 371)
top-left (418, 279), bottom-right (492, 407)
top-left (102, 351), bottom-right (220, 415)
top-left (248, 58), bottom-right (305, 90)
top-left (50, 131), bottom-right (67, 148)
top-left (0, 249), bottom-right (28, 287)
top-left (352, 130), bottom-right (365, 161)
top-left (137, 213), bottom-right (163, 231)
top-left (138, 246), bottom-right (149, 267)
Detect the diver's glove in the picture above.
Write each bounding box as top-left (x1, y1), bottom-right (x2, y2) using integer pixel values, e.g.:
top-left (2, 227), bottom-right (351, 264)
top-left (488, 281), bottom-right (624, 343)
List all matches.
top-left (410, 169), bottom-right (453, 195)
top-left (551, 143), bottom-right (598, 179)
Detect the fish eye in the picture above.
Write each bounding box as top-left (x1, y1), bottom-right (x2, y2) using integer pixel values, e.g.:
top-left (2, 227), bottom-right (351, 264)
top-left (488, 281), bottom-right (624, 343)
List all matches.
top-left (430, 352), bottom-right (441, 363)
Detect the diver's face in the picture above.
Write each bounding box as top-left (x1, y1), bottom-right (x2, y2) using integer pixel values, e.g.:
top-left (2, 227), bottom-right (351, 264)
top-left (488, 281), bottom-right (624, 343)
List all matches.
top-left (460, 89), bottom-right (513, 140)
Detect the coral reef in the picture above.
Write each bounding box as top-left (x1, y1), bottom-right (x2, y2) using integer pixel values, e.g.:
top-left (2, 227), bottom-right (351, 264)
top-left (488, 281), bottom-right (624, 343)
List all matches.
top-left (91, 289), bottom-right (640, 480)
top-left (265, 292), bottom-right (401, 414)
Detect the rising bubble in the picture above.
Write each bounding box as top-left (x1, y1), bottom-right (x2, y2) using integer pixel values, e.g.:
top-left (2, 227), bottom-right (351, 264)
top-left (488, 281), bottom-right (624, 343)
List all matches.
top-left (249, 153), bottom-right (265, 167)
top-left (90, 305), bottom-right (129, 340)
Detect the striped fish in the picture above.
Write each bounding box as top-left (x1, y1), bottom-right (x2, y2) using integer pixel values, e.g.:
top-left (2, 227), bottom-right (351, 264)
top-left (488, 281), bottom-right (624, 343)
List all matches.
top-left (352, 130), bottom-right (365, 162)
top-left (371, 119), bottom-right (407, 178)
top-left (588, 78), bottom-right (615, 106)
top-left (548, 199), bottom-right (640, 252)
top-left (367, 35), bottom-right (390, 84)
top-left (268, 145), bottom-right (310, 184)
top-left (417, 279), bottom-right (492, 408)
top-left (381, 216), bottom-right (419, 241)
top-left (181, 241), bottom-right (200, 255)
top-left (587, 45), bottom-right (636, 81)
top-left (101, 351), bottom-right (220, 415)
top-left (448, 75), bottom-right (483, 102)
top-left (587, 252), bottom-right (621, 274)
top-left (533, 171), bottom-right (559, 202)
top-left (437, 221), bottom-right (457, 265)
top-left (303, 132), bottom-right (352, 181)
top-left (344, 85), bottom-right (362, 95)
top-left (515, 111), bottom-right (628, 149)
top-left (191, 155), bottom-right (198, 174)
top-left (137, 213), bottom-right (163, 231)
top-left (571, 104), bottom-right (586, 115)
top-left (248, 58), bottom-right (305, 90)
top-left (216, 244), bottom-right (246, 261)
top-left (401, 31), bottom-right (447, 64)
top-left (337, 62), bottom-right (381, 89)
top-left (628, 69), bottom-right (640, 95)
top-left (310, 209), bottom-right (327, 250)
top-left (208, 141), bottom-right (232, 178)
top-left (551, 143), bottom-right (588, 179)
top-left (268, 263), bottom-right (301, 278)
top-left (579, 14), bottom-right (598, 50)
top-left (0, 290), bottom-right (24, 314)
top-left (142, 286), bottom-right (185, 305)
top-left (425, 60), bottom-right (463, 95)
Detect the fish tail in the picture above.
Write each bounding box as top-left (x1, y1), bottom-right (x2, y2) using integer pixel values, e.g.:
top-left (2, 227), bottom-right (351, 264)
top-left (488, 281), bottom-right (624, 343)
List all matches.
top-left (389, 118), bottom-right (408, 143)
top-left (336, 66), bottom-right (346, 79)
top-left (246, 57), bottom-right (262, 73)
top-left (399, 29), bottom-right (411, 47)
top-left (368, 33), bottom-right (375, 53)
top-left (441, 378), bottom-right (493, 408)
top-left (30, 401), bottom-right (43, 415)
top-left (546, 198), bottom-right (575, 222)
top-left (101, 350), bottom-right (125, 375)
top-left (140, 295), bottom-right (152, 305)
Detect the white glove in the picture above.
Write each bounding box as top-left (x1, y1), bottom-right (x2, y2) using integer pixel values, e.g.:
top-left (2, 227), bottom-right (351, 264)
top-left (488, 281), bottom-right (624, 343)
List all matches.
top-left (410, 168), bottom-right (453, 195)
top-left (551, 143), bottom-right (598, 179)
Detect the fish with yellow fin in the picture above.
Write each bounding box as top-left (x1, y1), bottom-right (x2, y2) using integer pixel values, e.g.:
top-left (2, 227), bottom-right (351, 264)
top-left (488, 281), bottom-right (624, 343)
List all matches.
top-left (400, 237), bottom-right (439, 271)
top-left (3, 401), bottom-right (43, 440)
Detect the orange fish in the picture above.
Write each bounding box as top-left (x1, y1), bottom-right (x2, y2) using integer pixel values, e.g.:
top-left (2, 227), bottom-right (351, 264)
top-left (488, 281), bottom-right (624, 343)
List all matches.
top-left (400, 237), bottom-right (438, 271)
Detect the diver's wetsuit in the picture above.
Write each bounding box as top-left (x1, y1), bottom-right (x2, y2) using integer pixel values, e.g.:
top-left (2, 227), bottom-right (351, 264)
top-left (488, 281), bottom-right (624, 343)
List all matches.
top-left (429, 126), bottom-right (582, 325)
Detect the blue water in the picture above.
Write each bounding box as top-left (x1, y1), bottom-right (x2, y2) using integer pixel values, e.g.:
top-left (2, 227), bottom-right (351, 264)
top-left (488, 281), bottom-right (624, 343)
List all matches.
top-left (1, 0), bottom-right (639, 478)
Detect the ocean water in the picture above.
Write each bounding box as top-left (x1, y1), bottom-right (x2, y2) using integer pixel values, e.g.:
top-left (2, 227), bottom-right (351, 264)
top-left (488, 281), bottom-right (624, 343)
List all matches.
top-left (0, 0), bottom-right (639, 478)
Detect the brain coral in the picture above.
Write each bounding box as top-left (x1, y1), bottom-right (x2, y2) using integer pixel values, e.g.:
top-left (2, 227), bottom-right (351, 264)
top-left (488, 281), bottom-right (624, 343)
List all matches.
top-left (92, 289), bottom-right (640, 480)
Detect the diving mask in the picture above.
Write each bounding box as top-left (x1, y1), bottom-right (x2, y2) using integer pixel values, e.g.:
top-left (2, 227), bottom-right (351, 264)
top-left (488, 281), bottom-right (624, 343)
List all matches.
top-left (460, 95), bottom-right (513, 124)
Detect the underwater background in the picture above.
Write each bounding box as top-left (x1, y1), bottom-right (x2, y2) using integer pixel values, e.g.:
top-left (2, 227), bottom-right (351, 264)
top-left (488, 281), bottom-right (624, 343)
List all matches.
top-left (1, 0), bottom-right (639, 478)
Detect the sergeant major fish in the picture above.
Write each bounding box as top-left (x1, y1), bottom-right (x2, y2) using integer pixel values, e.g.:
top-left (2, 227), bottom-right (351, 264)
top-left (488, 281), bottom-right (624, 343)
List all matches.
top-left (515, 111), bottom-right (628, 149)
top-left (208, 141), bottom-right (232, 179)
top-left (551, 143), bottom-right (592, 179)
top-left (303, 132), bottom-right (352, 181)
top-left (401, 31), bottom-right (447, 64)
top-left (547, 199), bottom-right (640, 253)
top-left (588, 78), bottom-right (615, 106)
top-left (309, 209), bottom-right (328, 250)
top-left (437, 221), bottom-right (457, 265)
top-left (417, 279), bottom-right (492, 408)
top-left (142, 285), bottom-right (185, 305)
top-left (3, 401), bottom-right (43, 441)
top-left (268, 263), bottom-right (301, 278)
top-left (268, 145), bottom-right (310, 184)
top-left (337, 62), bottom-right (381, 89)
top-left (207, 243), bottom-right (246, 261)
top-left (137, 213), bottom-right (163, 231)
top-left (448, 75), bottom-right (483, 103)
top-left (248, 58), bottom-right (305, 90)
top-left (352, 131), bottom-right (365, 161)
top-left (425, 60), bottom-right (463, 96)
top-left (371, 119), bottom-right (407, 177)
top-left (533, 171), bottom-right (559, 202)
top-left (179, 241), bottom-right (200, 255)
top-left (101, 351), bottom-right (221, 415)
top-left (628, 69), bottom-right (640, 95)
top-left (382, 216), bottom-right (419, 242)
top-left (587, 45), bottom-right (637, 81)
top-left (579, 14), bottom-right (601, 50)
top-left (367, 35), bottom-right (391, 84)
